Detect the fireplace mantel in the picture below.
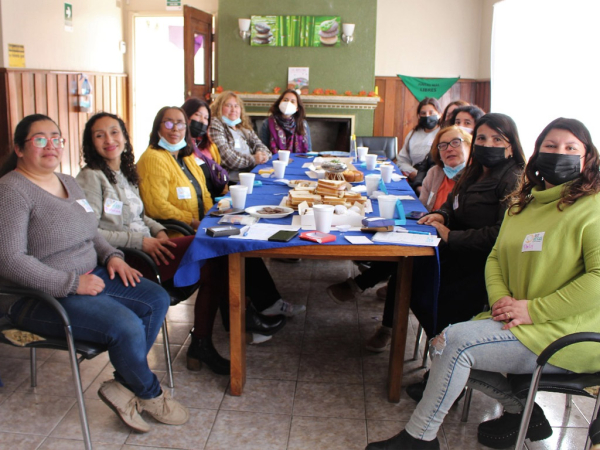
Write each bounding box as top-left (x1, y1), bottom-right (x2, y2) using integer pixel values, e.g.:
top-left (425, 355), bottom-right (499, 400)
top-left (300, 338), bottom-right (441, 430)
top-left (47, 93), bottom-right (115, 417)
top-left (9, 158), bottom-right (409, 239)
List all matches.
top-left (214, 93), bottom-right (380, 110)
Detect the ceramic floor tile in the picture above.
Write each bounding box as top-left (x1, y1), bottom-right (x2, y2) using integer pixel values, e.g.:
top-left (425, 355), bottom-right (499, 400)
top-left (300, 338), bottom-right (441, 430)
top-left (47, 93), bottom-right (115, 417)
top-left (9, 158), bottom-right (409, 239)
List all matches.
top-left (155, 321), bottom-right (194, 345)
top-left (0, 392), bottom-right (75, 435)
top-left (287, 416), bottom-right (367, 450)
top-left (524, 426), bottom-right (588, 449)
top-left (0, 392), bottom-right (8, 405)
top-left (38, 438), bottom-right (122, 449)
top-left (246, 351), bottom-right (301, 381)
top-left (298, 351), bottom-right (363, 384)
top-left (441, 422), bottom-right (490, 450)
top-left (444, 388), bottom-right (503, 424)
top-left (0, 432), bottom-right (45, 450)
top-left (310, 260), bottom-right (355, 281)
top-left (205, 410), bottom-right (290, 450)
top-left (366, 419), bottom-right (405, 443)
top-left (536, 391), bottom-right (591, 428)
top-left (147, 343), bottom-right (181, 372)
top-left (0, 343), bottom-right (55, 361)
top-left (572, 394), bottom-right (598, 422)
top-left (293, 381), bottom-right (366, 419)
top-left (165, 304), bottom-right (194, 323)
top-left (221, 378), bottom-right (295, 415)
top-left (0, 358), bottom-right (34, 392)
top-left (245, 327), bottom-right (304, 355)
top-left (302, 327), bottom-right (362, 355)
top-left (126, 408), bottom-right (217, 449)
top-left (160, 369), bottom-right (228, 409)
top-left (83, 364), bottom-right (117, 400)
top-left (364, 384), bottom-right (417, 421)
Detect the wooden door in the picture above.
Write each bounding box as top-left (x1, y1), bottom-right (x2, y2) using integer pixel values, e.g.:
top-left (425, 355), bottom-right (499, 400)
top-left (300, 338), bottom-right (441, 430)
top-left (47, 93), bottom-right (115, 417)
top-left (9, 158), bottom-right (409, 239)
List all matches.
top-left (184, 5), bottom-right (213, 101)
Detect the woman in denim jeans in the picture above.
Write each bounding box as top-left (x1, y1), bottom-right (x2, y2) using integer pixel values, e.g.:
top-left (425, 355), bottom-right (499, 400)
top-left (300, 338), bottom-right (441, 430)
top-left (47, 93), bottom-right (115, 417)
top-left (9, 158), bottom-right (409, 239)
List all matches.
top-left (367, 118), bottom-right (600, 450)
top-left (0, 114), bottom-right (189, 433)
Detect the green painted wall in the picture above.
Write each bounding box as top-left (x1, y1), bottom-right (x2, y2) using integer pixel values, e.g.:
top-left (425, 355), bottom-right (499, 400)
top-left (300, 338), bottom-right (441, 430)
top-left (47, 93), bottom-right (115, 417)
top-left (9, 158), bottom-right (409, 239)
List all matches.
top-left (216, 0), bottom-right (377, 136)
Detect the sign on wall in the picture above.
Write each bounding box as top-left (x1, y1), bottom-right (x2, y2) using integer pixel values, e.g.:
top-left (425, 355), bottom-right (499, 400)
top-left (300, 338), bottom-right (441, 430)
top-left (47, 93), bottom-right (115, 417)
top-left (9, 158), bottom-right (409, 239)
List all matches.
top-left (398, 75), bottom-right (460, 102)
top-left (64, 3), bottom-right (73, 32)
top-left (166, 1), bottom-right (182, 11)
top-left (250, 16), bottom-right (341, 47)
top-left (8, 44), bottom-right (25, 68)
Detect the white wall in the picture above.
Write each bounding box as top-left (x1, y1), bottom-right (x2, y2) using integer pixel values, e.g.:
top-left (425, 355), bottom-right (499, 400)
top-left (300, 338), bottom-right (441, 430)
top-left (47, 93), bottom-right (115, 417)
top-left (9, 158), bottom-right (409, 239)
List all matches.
top-left (0, 0), bottom-right (124, 72)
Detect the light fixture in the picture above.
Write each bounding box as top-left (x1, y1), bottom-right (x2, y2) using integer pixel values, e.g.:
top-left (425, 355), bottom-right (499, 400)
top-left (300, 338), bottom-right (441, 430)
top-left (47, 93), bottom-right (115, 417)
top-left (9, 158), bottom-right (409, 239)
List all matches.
top-left (342, 23), bottom-right (355, 44)
top-left (238, 18), bottom-right (251, 40)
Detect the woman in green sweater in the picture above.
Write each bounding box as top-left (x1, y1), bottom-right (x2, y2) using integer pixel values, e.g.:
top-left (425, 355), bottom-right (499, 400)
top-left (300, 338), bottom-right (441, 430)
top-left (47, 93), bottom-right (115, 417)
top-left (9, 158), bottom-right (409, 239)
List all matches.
top-left (366, 117), bottom-right (600, 450)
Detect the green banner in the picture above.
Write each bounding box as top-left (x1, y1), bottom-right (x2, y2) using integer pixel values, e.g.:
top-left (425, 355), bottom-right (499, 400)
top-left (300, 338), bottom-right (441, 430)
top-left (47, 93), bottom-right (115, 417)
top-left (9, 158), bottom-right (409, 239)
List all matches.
top-left (398, 75), bottom-right (460, 102)
top-left (250, 15), bottom-right (341, 47)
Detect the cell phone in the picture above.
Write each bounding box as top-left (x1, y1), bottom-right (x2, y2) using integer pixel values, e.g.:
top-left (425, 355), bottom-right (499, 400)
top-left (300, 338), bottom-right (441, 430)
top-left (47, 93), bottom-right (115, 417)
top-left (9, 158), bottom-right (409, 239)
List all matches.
top-left (206, 226), bottom-right (241, 237)
top-left (406, 211), bottom-right (427, 220)
top-left (268, 230), bottom-right (299, 242)
top-left (209, 208), bottom-right (245, 217)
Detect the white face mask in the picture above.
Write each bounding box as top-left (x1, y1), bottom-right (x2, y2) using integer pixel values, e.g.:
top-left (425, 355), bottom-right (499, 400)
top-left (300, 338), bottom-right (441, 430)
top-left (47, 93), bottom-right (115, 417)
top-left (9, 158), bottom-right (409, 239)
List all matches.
top-left (458, 126), bottom-right (474, 135)
top-left (279, 101), bottom-right (297, 116)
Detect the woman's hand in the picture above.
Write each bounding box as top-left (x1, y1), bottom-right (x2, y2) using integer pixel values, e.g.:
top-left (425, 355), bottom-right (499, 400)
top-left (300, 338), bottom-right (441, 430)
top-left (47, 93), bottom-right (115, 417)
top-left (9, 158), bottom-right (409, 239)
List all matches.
top-left (492, 296), bottom-right (532, 330)
top-left (77, 274), bottom-right (105, 296)
top-left (107, 256), bottom-right (142, 287)
top-left (430, 222), bottom-right (450, 242)
top-left (142, 234), bottom-right (177, 266)
top-left (402, 170), bottom-right (417, 181)
top-left (254, 151), bottom-right (269, 164)
top-left (418, 213), bottom-right (445, 225)
top-left (191, 219), bottom-right (201, 230)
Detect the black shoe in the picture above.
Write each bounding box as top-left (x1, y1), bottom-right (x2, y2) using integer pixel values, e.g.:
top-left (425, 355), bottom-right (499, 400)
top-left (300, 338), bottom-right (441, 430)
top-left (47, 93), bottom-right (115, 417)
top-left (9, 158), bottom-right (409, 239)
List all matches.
top-left (477, 402), bottom-right (552, 449)
top-left (245, 304), bottom-right (286, 336)
top-left (186, 334), bottom-right (230, 375)
top-left (406, 371), bottom-right (465, 406)
top-left (366, 430), bottom-right (439, 450)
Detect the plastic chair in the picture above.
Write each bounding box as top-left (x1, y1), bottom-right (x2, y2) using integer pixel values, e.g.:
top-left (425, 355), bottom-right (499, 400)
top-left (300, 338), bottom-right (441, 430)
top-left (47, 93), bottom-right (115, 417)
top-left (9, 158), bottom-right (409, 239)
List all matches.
top-left (356, 136), bottom-right (398, 161)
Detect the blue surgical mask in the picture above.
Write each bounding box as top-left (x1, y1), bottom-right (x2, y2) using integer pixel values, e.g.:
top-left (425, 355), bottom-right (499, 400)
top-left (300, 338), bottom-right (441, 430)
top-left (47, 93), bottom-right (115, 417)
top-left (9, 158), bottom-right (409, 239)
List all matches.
top-left (222, 116), bottom-right (242, 127)
top-left (443, 162), bottom-right (465, 180)
top-left (158, 134), bottom-right (187, 153)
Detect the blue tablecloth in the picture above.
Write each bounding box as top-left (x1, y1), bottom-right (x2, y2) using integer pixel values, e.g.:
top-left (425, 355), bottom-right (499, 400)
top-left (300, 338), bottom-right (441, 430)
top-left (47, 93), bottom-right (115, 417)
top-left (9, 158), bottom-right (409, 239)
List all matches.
top-left (173, 156), bottom-right (437, 288)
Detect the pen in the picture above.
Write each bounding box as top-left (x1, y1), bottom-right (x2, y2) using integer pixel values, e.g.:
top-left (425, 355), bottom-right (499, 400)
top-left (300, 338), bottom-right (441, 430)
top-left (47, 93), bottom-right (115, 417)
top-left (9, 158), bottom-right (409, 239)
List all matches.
top-left (396, 227), bottom-right (430, 236)
top-left (242, 224), bottom-right (255, 237)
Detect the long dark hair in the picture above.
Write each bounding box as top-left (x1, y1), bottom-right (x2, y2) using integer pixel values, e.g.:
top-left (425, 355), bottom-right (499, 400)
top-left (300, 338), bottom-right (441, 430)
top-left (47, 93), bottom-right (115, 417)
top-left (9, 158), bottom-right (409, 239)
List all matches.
top-left (0, 114), bottom-right (61, 178)
top-left (81, 112), bottom-right (139, 186)
top-left (149, 106), bottom-right (193, 157)
top-left (414, 97), bottom-right (442, 132)
top-left (181, 97), bottom-right (213, 151)
top-left (268, 89), bottom-right (307, 135)
top-left (440, 100), bottom-right (469, 127)
top-left (507, 118), bottom-right (600, 214)
top-left (453, 113), bottom-right (526, 195)
top-left (449, 105), bottom-right (485, 126)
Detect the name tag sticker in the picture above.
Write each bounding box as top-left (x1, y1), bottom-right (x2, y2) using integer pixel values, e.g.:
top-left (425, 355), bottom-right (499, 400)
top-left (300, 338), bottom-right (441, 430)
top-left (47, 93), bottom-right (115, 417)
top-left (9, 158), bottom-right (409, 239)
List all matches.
top-left (195, 157), bottom-right (205, 166)
top-left (522, 232), bottom-right (545, 252)
top-left (104, 198), bottom-right (123, 215)
top-left (76, 199), bottom-right (94, 213)
top-left (453, 194), bottom-right (459, 210)
top-left (177, 187), bottom-right (192, 199)
top-left (427, 191), bottom-right (435, 206)
top-left (234, 138), bottom-right (241, 149)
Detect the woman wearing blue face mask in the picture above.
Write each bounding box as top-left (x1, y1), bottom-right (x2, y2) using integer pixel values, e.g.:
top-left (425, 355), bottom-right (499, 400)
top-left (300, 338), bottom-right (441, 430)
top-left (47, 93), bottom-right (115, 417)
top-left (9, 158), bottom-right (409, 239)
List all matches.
top-left (209, 91), bottom-right (271, 182)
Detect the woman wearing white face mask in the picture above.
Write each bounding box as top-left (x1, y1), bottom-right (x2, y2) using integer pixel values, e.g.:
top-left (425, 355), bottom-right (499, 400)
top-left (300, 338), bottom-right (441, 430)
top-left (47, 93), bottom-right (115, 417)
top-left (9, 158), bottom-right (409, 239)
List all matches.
top-left (259, 89), bottom-right (312, 154)
top-left (450, 105), bottom-right (485, 136)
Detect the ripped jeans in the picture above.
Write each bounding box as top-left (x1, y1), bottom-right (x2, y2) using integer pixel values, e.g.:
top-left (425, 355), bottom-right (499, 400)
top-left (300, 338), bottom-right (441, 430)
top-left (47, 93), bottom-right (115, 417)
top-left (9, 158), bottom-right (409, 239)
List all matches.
top-left (405, 319), bottom-right (570, 442)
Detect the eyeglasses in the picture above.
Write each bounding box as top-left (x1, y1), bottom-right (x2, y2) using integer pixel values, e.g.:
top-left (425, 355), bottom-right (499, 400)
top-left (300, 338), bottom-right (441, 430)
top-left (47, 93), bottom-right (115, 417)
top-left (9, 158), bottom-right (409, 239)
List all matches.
top-left (162, 121), bottom-right (187, 131)
top-left (25, 137), bottom-right (66, 149)
top-left (437, 138), bottom-right (464, 152)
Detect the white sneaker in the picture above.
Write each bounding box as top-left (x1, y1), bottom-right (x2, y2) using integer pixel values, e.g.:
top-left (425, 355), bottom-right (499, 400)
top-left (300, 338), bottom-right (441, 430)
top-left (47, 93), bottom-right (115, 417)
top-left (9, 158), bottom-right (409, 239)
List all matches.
top-left (260, 299), bottom-right (306, 317)
top-left (250, 333), bottom-right (272, 344)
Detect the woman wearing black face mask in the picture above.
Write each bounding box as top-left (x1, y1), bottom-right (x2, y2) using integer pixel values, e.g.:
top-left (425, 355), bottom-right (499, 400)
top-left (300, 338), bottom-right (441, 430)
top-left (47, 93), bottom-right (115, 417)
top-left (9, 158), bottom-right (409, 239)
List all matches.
top-left (181, 98), bottom-right (229, 200)
top-left (397, 97), bottom-right (442, 187)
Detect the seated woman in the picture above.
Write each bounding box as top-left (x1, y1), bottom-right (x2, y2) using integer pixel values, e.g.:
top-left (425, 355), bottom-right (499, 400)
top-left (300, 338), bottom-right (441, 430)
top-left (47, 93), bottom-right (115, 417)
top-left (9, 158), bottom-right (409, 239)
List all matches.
top-left (450, 104), bottom-right (485, 135)
top-left (439, 99), bottom-right (469, 127)
top-left (367, 113), bottom-right (525, 356)
top-left (208, 91), bottom-right (271, 181)
top-left (0, 114), bottom-right (188, 433)
top-left (367, 117), bottom-right (600, 450)
top-left (181, 97), bottom-right (229, 200)
top-left (258, 89), bottom-right (312, 154)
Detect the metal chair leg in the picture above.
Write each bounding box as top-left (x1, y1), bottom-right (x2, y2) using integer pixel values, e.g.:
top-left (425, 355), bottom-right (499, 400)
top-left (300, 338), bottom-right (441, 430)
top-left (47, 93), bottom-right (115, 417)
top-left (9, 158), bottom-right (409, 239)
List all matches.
top-left (30, 347), bottom-right (37, 387)
top-left (565, 393), bottom-right (572, 411)
top-left (162, 319), bottom-right (174, 388)
top-left (412, 325), bottom-right (423, 360)
top-left (461, 387), bottom-right (473, 422)
top-left (421, 340), bottom-right (429, 368)
top-left (515, 365), bottom-right (544, 450)
top-left (586, 394), bottom-right (600, 450)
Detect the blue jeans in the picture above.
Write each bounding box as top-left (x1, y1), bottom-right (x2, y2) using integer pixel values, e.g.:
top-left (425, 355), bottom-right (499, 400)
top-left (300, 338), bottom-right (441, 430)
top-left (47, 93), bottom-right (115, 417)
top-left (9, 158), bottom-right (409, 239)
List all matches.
top-left (405, 319), bottom-right (570, 441)
top-left (9, 267), bottom-right (169, 399)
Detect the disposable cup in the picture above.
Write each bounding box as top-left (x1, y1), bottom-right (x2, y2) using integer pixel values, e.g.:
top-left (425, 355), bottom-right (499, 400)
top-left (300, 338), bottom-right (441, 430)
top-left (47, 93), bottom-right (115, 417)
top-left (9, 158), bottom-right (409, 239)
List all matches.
top-left (365, 174), bottom-right (381, 196)
top-left (313, 204), bottom-right (335, 233)
top-left (273, 160), bottom-right (287, 179)
top-left (239, 173), bottom-right (255, 194)
top-left (314, 169), bottom-right (326, 179)
top-left (278, 150), bottom-right (290, 164)
top-left (229, 185), bottom-right (248, 209)
top-left (357, 146), bottom-right (369, 162)
top-left (378, 195), bottom-right (397, 219)
top-left (365, 154), bottom-right (378, 171)
top-left (380, 164), bottom-right (394, 183)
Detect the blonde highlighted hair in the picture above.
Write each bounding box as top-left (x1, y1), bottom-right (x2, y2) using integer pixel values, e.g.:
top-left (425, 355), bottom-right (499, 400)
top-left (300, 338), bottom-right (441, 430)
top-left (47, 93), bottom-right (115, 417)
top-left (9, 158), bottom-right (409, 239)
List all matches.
top-left (430, 126), bottom-right (472, 168)
top-left (211, 91), bottom-right (253, 130)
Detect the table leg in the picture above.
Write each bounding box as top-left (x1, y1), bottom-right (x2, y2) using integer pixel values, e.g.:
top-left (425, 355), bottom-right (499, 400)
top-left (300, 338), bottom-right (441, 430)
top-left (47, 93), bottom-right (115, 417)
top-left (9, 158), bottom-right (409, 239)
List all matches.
top-left (229, 253), bottom-right (246, 396)
top-left (387, 256), bottom-right (413, 402)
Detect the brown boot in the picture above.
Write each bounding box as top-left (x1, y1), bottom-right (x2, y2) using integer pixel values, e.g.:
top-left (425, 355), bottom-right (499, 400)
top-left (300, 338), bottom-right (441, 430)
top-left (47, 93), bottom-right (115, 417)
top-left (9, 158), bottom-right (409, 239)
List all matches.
top-left (98, 380), bottom-right (150, 433)
top-left (365, 326), bottom-right (392, 353)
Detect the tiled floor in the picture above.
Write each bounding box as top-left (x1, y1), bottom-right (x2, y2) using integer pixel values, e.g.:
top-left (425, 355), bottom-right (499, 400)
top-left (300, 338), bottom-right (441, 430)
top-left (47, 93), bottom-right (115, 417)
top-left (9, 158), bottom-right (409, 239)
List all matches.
top-left (0, 259), bottom-right (594, 450)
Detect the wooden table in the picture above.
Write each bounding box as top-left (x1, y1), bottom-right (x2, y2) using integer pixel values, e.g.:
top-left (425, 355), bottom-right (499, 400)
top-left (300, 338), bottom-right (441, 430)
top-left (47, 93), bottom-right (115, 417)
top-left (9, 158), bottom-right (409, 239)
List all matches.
top-left (228, 243), bottom-right (434, 402)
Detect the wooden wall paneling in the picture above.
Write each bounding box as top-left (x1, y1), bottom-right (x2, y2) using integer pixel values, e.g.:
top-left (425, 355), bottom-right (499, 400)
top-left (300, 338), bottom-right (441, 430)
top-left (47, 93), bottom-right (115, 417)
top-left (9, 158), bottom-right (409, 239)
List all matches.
top-left (475, 81), bottom-right (491, 114)
top-left (67, 74), bottom-right (81, 176)
top-left (394, 81), bottom-right (405, 147)
top-left (373, 78), bottom-right (386, 136)
top-left (110, 77), bottom-right (118, 114)
top-left (94, 74), bottom-right (103, 113)
top-left (56, 74), bottom-right (70, 173)
top-left (46, 74), bottom-right (59, 122)
top-left (0, 71), bottom-right (11, 160)
top-left (21, 73), bottom-right (35, 117)
top-left (34, 73), bottom-right (48, 115)
top-left (9, 72), bottom-right (22, 126)
top-left (382, 79), bottom-right (397, 137)
top-left (103, 76), bottom-right (111, 114)
top-left (116, 77), bottom-right (124, 122)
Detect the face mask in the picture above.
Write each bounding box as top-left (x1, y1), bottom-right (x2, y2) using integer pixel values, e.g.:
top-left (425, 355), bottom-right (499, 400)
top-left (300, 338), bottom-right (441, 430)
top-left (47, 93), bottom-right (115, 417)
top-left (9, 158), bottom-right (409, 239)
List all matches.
top-left (279, 101), bottom-right (298, 116)
top-left (536, 152), bottom-right (581, 186)
top-left (443, 162), bottom-right (465, 180)
top-left (222, 116), bottom-right (241, 127)
top-left (458, 126), bottom-right (474, 135)
top-left (473, 145), bottom-right (508, 168)
top-left (418, 115), bottom-right (439, 130)
top-left (189, 120), bottom-right (208, 138)
top-left (158, 134), bottom-right (187, 153)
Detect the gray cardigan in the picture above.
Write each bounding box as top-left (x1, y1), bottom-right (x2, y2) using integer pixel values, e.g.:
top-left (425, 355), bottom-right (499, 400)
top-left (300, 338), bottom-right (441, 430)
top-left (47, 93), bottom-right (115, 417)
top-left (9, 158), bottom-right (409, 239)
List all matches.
top-left (76, 167), bottom-right (166, 250)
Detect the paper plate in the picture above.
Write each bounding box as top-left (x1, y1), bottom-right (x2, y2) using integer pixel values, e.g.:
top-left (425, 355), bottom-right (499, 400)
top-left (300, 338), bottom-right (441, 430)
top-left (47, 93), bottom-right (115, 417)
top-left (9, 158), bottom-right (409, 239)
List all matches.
top-left (245, 205), bottom-right (295, 219)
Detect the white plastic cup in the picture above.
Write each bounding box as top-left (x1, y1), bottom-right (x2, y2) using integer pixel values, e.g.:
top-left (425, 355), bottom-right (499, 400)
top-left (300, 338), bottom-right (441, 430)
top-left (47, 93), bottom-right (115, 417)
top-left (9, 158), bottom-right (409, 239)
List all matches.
top-left (229, 185), bottom-right (248, 209)
top-left (378, 195), bottom-right (397, 219)
top-left (278, 150), bottom-right (290, 164)
top-left (380, 164), bottom-right (394, 183)
top-left (273, 160), bottom-right (287, 179)
top-left (313, 204), bottom-right (335, 233)
top-left (365, 154), bottom-right (378, 171)
top-left (365, 174), bottom-right (381, 196)
top-left (314, 169), bottom-right (326, 179)
top-left (357, 146), bottom-right (369, 162)
top-left (238, 173), bottom-right (255, 194)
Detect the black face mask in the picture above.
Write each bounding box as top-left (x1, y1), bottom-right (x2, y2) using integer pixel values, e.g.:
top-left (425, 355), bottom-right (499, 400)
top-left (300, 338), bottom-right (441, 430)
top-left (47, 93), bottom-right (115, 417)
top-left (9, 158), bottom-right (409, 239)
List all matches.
top-left (536, 152), bottom-right (581, 186)
top-left (473, 145), bottom-right (508, 168)
top-left (189, 120), bottom-right (208, 138)
top-left (418, 115), bottom-right (439, 130)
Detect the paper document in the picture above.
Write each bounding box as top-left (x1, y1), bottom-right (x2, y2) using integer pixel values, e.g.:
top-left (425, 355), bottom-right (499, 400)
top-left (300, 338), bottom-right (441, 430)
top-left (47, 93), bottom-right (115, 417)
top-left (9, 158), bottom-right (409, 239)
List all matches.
top-left (371, 232), bottom-right (440, 247)
top-left (345, 236), bottom-right (373, 244)
top-left (229, 224), bottom-right (300, 241)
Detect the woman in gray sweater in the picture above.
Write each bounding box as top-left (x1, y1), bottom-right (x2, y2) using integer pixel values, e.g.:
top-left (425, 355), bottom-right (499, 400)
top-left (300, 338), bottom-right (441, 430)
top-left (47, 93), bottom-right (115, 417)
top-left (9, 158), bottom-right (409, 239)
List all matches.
top-left (0, 114), bottom-right (188, 433)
